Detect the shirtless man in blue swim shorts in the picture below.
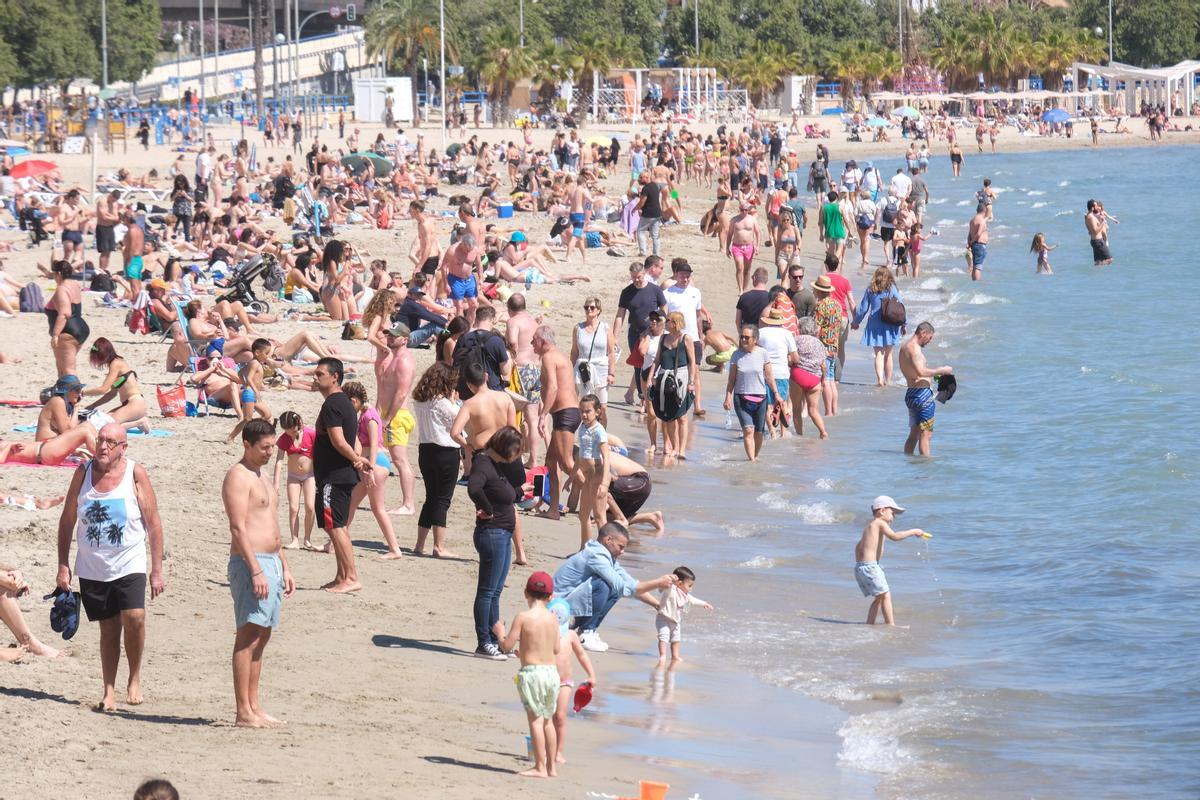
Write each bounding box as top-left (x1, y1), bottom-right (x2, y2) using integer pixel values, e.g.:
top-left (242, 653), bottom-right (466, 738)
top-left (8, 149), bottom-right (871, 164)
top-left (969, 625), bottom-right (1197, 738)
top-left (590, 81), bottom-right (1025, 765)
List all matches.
top-left (441, 233), bottom-right (481, 324)
top-left (224, 418), bottom-right (295, 727)
top-left (899, 322), bottom-right (953, 456)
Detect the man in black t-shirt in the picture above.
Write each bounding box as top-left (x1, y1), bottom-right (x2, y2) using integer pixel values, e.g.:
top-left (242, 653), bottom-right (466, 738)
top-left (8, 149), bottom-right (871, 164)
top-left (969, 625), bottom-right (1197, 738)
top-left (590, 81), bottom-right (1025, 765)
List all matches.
top-left (614, 261), bottom-right (667, 404)
top-left (735, 267), bottom-right (772, 328)
top-left (634, 172), bottom-right (663, 257)
top-left (312, 357), bottom-right (365, 593)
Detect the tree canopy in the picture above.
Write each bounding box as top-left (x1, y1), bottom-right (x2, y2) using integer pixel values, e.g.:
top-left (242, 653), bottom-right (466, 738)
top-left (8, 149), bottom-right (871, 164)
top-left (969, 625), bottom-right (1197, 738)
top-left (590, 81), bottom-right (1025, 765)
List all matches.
top-left (0, 0), bottom-right (161, 90)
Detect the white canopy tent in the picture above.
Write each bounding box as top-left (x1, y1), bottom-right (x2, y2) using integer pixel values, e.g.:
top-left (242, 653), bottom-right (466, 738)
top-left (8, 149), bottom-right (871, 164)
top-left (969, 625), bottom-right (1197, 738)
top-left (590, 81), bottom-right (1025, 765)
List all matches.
top-left (1072, 60), bottom-right (1200, 115)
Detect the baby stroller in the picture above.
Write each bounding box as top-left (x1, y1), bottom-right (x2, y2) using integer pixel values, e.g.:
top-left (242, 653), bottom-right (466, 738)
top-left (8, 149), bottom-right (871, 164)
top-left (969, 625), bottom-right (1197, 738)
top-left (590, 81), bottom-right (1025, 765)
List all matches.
top-left (217, 253), bottom-right (284, 315)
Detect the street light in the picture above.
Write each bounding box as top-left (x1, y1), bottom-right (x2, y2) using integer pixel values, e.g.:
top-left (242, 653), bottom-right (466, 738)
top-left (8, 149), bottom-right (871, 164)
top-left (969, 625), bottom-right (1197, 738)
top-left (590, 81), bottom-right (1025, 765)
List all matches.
top-left (275, 33), bottom-right (286, 114)
top-left (173, 32), bottom-right (184, 110)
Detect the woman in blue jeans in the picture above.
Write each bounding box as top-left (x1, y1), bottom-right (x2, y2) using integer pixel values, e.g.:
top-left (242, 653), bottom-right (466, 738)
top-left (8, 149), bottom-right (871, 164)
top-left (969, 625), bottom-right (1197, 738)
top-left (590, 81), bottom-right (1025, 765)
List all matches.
top-left (466, 426), bottom-right (527, 661)
top-left (723, 325), bottom-right (776, 462)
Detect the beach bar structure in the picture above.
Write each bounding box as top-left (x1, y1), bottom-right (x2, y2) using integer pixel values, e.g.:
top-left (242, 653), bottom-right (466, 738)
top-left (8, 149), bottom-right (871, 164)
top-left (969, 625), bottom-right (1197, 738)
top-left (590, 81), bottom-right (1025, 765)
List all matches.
top-left (1071, 60), bottom-right (1200, 115)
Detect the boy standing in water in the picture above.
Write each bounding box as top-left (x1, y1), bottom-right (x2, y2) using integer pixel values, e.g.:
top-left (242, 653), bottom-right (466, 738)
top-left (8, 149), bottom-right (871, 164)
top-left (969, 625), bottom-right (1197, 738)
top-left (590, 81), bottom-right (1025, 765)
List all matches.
top-left (502, 572), bottom-right (561, 778)
top-left (854, 496), bottom-right (930, 626)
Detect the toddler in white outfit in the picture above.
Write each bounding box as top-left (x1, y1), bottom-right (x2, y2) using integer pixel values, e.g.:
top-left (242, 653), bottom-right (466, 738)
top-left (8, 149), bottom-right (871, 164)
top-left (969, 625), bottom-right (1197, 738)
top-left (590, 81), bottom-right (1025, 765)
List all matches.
top-left (654, 566), bottom-right (713, 664)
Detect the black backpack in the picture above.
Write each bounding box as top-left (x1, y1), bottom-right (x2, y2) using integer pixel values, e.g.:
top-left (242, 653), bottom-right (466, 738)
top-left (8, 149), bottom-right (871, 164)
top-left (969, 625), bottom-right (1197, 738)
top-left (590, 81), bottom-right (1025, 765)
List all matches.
top-left (881, 200), bottom-right (899, 225)
top-left (453, 330), bottom-right (497, 399)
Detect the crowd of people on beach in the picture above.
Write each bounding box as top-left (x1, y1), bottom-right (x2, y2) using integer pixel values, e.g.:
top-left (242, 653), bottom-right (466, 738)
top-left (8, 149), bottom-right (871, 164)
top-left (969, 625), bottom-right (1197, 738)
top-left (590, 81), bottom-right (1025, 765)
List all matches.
top-left (0, 89), bottom-right (1127, 787)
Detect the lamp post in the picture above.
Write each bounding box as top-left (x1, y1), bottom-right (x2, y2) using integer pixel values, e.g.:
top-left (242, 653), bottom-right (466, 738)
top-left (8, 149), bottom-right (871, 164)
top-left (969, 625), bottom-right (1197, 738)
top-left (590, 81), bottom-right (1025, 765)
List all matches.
top-left (173, 32), bottom-right (184, 109)
top-left (198, 0), bottom-right (205, 117)
top-left (440, 0), bottom-right (446, 151)
top-left (275, 33), bottom-right (286, 116)
top-left (100, 0), bottom-right (109, 90)
top-left (1107, 0), bottom-right (1114, 64)
top-left (519, 0), bottom-right (524, 47)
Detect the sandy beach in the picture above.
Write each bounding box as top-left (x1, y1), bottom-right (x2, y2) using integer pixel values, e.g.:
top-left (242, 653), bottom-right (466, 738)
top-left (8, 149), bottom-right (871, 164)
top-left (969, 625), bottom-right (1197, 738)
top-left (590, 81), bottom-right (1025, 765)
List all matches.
top-left (1, 113), bottom-right (1194, 798)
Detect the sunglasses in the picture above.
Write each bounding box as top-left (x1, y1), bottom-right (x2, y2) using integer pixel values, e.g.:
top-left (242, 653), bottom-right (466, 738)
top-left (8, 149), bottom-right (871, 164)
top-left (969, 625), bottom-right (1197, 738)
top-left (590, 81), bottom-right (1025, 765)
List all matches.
top-left (789, 274), bottom-right (803, 280)
top-left (583, 305), bottom-right (598, 311)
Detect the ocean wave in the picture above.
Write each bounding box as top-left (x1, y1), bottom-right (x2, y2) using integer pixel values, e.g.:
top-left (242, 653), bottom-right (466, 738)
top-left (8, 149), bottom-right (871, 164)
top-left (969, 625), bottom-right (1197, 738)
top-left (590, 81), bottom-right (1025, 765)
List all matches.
top-left (1026, 190), bottom-right (1046, 196)
top-left (1054, 209), bottom-right (1076, 217)
top-left (929, 197), bottom-right (947, 205)
top-left (755, 492), bottom-right (853, 524)
top-left (740, 555), bottom-right (776, 569)
top-left (814, 477), bottom-right (837, 491)
top-left (1058, 180), bottom-right (1070, 187)
top-left (949, 291), bottom-right (1010, 306)
top-left (918, 277), bottom-right (944, 289)
top-left (722, 522), bottom-right (765, 539)
top-left (955, 199), bottom-right (970, 206)
top-left (1031, 202), bottom-right (1048, 209)
top-left (838, 713), bottom-right (915, 775)
top-left (934, 218), bottom-right (956, 227)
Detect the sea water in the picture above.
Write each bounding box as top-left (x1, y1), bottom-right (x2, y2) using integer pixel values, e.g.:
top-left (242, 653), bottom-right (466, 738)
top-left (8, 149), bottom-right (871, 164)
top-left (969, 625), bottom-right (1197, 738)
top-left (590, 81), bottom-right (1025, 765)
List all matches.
top-left (603, 145), bottom-right (1198, 799)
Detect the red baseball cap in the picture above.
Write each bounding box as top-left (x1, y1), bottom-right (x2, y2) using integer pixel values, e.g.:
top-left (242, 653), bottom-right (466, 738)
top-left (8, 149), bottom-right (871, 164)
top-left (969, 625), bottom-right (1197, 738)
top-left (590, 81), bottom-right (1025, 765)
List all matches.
top-left (526, 571), bottom-right (554, 594)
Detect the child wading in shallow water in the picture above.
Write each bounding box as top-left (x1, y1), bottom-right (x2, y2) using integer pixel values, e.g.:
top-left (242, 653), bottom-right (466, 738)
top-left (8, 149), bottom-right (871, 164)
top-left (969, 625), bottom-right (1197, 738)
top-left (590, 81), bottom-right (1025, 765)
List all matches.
top-left (1030, 232), bottom-right (1056, 274)
top-left (653, 566), bottom-right (713, 664)
top-left (854, 496), bottom-right (931, 626)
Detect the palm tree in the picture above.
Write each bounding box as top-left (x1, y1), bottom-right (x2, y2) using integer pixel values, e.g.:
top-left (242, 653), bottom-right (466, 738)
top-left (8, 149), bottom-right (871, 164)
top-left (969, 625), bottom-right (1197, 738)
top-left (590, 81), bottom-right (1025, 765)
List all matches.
top-left (252, 0), bottom-right (266, 120)
top-left (531, 42), bottom-right (580, 107)
top-left (734, 42), bottom-right (802, 106)
top-left (824, 41), bottom-right (870, 104)
top-left (864, 48), bottom-right (903, 95)
top-left (963, 12), bottom-right (1032, 88)
top-left (365, 0), bottom-right (442, 120)
top-left (475, 26), bottom-right (536, 126)
top-left (571, 34), bottom-right (619, 121)
top-left (930, 29), bottom-right (975, 93)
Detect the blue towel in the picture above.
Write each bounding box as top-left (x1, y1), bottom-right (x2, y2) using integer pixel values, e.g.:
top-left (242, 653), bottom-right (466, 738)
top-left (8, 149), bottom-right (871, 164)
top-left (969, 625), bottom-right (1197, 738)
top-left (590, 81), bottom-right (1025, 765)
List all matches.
top-left (10, 425), bottom-right (173, 437)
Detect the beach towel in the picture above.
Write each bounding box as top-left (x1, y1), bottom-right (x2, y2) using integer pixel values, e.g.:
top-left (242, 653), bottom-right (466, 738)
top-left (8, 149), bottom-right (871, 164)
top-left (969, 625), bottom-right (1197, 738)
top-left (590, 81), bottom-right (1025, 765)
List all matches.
top-left (0, 399), bottom-right (42, 408)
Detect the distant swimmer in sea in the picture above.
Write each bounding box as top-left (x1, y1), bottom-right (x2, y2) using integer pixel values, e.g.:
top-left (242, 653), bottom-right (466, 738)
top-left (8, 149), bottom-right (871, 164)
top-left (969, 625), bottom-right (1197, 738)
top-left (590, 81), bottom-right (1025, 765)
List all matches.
top-left (899, 322), bottom-right (953, 457)
top-left (1030, 232), bottom-right (1056, 275)
top-left (854, 496), bottom-right (931, 626)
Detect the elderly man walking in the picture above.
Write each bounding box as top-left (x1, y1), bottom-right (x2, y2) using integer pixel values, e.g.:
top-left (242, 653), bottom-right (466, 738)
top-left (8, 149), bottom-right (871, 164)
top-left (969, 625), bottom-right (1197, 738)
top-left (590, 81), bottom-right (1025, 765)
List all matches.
top-left (56, 422), bottom-right (165, 711)
top-left (553, 522), bottom-right (677, 652)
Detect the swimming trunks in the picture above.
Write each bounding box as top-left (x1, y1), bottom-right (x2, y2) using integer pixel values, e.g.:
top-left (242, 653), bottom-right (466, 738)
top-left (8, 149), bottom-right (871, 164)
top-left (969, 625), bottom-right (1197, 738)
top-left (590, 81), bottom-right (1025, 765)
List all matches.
top-left (421, 256), bottom-right (440, 275)
top-left (730, 243), bottom-right (756, 262)
top-left (969, 242), bottom-right (987, 268)
top-left (206, 338), bottom-right (225, 357)
top-left (705, 348), bottom-right (735, 366)
top-left (315, 481), bottom-right (355, 531)
top-left (228, 553), bottom-right (283, 629)
top-left (1089, 238), bottom-right (1111, 262)
top-left (447, 272), bottom-right (477, 301)
top-left (62, 230), bottom-right (83, 245)
top-left (905, 386), bottom-right (935, 431)
top-left (611, 471), bottom-right (651, 517)
top-left (124, 256), bottom-right (144, 281)
top-left (551, 407), bottom-right (582, 433)
top-left (516, 663), bottom-right (559, 720)
top-left (569, 211), bottom-right (585, 236)
top-left (95, 225), bottom-right (117, 254)
top-left (384, 408), bottom-right (416, 447)
top-left (854, 561), bottom-right (890, 597)
top-left (516, 363), bottom-right (542, 404)
top-left (950, 153), bottom-right (962, 165)
top-left (240, 387), bottom-right (257, 404)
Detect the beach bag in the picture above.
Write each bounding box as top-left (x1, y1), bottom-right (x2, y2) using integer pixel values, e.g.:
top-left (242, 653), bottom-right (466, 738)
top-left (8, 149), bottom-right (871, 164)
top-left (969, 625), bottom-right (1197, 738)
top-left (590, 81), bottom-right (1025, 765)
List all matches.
top-left (880, 296), bottom-right (907, 327)
top-left (156, 380), bottom-right (188, 418)
top-left (856, 211), bottom-right (874, 229)
top-left (90, 273), bottom-right (115, 293)
top-left (19, 282), bottom-right (45, 313)
top-left (127, 307), bottom-right (148, 335)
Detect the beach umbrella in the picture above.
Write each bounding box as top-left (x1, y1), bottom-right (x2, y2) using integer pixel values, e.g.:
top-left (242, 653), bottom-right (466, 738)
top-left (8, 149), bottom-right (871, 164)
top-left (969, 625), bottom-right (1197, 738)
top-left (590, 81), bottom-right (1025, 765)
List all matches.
top-left (9, 159), bottom-right (59, 179)
top-left (340, 152), bottom-right (392, 177)
top-left (892, 106), bottom-right (920, 118)
top-left (1042, 108), bottom-right (1071, 124)
top-left (865, 117), bottom-right (889, 128)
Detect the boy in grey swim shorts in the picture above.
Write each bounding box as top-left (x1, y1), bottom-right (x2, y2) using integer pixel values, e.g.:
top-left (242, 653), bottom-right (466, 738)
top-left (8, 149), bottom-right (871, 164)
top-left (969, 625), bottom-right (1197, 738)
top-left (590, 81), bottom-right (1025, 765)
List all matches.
top-left (853, 495), bottom-right (931, 626)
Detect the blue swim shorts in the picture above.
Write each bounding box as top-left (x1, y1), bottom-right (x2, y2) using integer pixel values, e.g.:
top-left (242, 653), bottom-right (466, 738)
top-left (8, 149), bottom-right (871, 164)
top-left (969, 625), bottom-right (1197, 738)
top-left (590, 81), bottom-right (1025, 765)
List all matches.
top-left (124, 255), bottom-right (144, 281)
top-left (766, 377), bottom-right (790, 404)
top-left (240, 387), bottom-right (257, 404)
top-left (824, 355), bottom-right (838, 381)
top-left (905, 386), bottom-right (935, 431)
top-left (228, 553), bottom-right (283, 629)
top-left (448, 271), bottom-right (477, 301)
top-left (570, 211), bottom-right (585, 236)
top-left (855, 561), bottom-right (890, 597)
top-left (970, 242), bottom-right (988, 267)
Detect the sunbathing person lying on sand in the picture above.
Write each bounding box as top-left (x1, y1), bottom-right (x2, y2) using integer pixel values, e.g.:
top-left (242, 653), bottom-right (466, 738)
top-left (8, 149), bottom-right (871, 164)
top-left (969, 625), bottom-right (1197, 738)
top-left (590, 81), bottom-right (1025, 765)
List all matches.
top-left (0, 420), bottom-right (100, 466)
top-left (1, 566), bottom-right (67, 661)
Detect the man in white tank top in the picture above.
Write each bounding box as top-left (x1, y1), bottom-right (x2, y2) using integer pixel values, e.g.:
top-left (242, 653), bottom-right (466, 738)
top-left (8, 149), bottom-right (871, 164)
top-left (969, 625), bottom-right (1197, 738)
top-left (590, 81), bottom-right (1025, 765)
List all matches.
top-left (56, 423), bottom-right (165, 711)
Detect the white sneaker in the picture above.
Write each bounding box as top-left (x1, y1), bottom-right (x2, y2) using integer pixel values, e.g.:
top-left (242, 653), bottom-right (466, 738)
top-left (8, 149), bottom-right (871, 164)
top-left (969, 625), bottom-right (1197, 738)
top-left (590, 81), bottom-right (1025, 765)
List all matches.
top-left (579, 630), bottom-right (609, 652)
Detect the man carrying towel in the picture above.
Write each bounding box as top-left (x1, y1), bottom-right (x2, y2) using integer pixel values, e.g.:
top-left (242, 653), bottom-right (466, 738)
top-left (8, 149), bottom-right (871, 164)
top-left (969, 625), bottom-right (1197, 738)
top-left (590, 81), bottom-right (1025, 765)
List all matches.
top-left (553, 522), bottom-right (677, 653)
top-left (223, 418), bottom-right (295, 728)
top-left (55, 423), bottom-right (165, 711)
